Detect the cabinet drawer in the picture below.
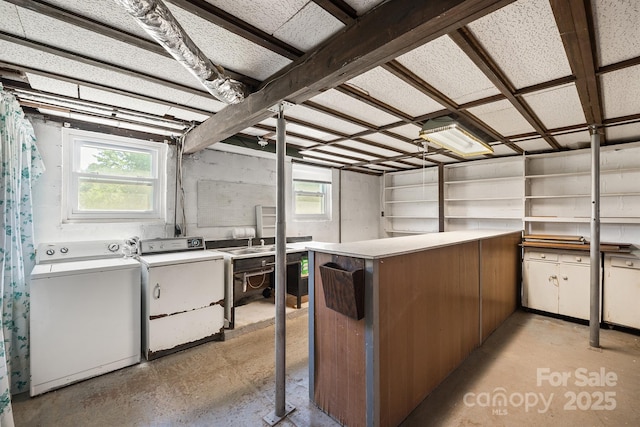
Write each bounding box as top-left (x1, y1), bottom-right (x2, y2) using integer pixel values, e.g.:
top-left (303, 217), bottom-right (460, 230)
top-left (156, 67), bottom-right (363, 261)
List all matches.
top-left (610, 256), bottom-right (640, 270)
top-left (559, 253), bottom-right (589, 264)
top-left (525, 251), bottom-right (558, 261)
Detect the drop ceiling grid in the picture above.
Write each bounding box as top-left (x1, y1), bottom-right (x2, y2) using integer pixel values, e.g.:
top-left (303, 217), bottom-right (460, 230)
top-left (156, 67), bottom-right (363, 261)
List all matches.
top-left (15, 8), bottom-right (201, 91)
top-left (283, 136), bottom-right (317, 148)
top-left (25, 74), bottom-right (78, 99)
top-left (522, 83), bottom-right (586, 129)
top-left (396, 35), bottom-right (501, 105)
top-left (273, 2), bottom-right (344, 51)
top-left (426, 154), bottom-right (459, 163)
top-left (308, 89), bottom-right (401, 127)
top-left (301, 157), bottom-right (344, 168)
top-left (362, 132), bottom-right (420, 153)
top-left (364, 164), bottom-right (396, 171)
top-left (467, 99), bottom-right (536, 136)
top-left (345, 67), bottom-right (445, 117)
top-left (512, 137), bottom-right (550, 153)
top-left (166, 2), bottom-right (292, 81)
top-left (0, 3), bottom-right (25, 36)
top-left (78, 86), bottom-right (173, 117)
top-left (592, 0), bottom-right (640, 66)
top-left (338, 140), bottom-right (403, 158)
top-left (317, 145), bottom-right (378, 161)
top-left (600, 65), bottom-right (640, 119)
top-left (553, 131), bottom-right (590, 149)
top-left (286, 104), bottom-right (367, 135)
top-left (467, 0), bottom-right (572, 89)
top-left (605, 122), bottom-right (640, 143)
top-left (385, 123), bottom-right (422, 140)
top-left (0, 41), bottom-right (197, 106)
top-left (381, 161), bottom-right (414, 169)
top-left (44, 0), bottom-right (151, 40)
top-left (490, 144), bottom-right (520, 156)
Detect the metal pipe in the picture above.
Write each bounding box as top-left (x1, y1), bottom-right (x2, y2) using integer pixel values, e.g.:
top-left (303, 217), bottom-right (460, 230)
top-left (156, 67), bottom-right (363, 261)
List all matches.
top-left (114, 0), bottom-right (246, 104)
top-left (589, 125), bottom-right (601, 348)
top-left (275, 102), bottom-right (287, 416)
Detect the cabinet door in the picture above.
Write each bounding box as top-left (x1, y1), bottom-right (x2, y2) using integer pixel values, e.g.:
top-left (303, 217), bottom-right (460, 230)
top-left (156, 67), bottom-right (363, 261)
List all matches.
top-left (147, 258), bottom-right (224, 316)
top-left (558, 262), bottom-right (591, 320)
top-left (523, 260), bottom-right (559, 313)
top-left (604, 257), bottom-right (640, 329)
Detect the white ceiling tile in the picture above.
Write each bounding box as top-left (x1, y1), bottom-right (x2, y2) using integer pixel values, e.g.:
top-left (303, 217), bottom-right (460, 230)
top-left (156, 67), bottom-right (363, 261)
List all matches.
top-left (397, 35), bottom-right (501, 105)
top-left (205, 0), bottom-right (308, 35)
top-left (26, 74), bottom-right (78, 98)
top-left (363, 133), bottom-right (420, 153)
top-left (600, 65), bottom-right (640, 119)
top-left (274, 2), bottom-right (344, 51)
top-left (513, 137), bottom-right (550, 153)
top-left (522, 83), bottom-right (586, 129)
top-left (346, 67), bottom-right (444, 117)
top-left (240, 127), bottom-right (271, 137)
top-left (592, 0), bottom-right (640, 66)
top-left (300, 157), bottom-right (343, 167)
top-left (553, 131), bottom-right (591, 149)
top-left (425, 154), bottom-right (458, 163)
top-left (310, 89), bottom-right (400, 127)
top-left (285, 136), bottom-right (318, 148)
top-left (167, 3), bottom-right (292, 81)
top-left (0, 40), bottom-right (198, 106)
top-left (605, 122), bottom-right (640, 144)
top-left (467, 99), bottom-right (536, 136)
top-left (79, 86), bottom-right (169, 116)
top-left (343, 0), bottom-right (386, 15)
top-left (165, 106), bottom-right (210, 123)
top-left (468, 0), bottom-right (572, 88)
top-left (44, 0), bottom-right (149, 39)
top-left (0, 3), bottom-right (25, 36)
top-left (285, 123), bottom-right (339, 141)
top-left (286, 105), bottom-right (367, 135)
top-left (382, 161), bottom-right (413, 169)
top-left (319, 146), bottom-right (378, 161)
top-left (338, 140), bottom-right (402, 157)
top-left (16, 9), bottom-right (201, 91)
top-left (183, 94), bottom-right (226, 114)
top-left (364, 164), bottom-right (396, 171)
top-left (301, 150), bottom-right (358, 164)
top-left (385, 123), bottom-right (422, 140)
top-left (490, 143), bottom-right (520, 156)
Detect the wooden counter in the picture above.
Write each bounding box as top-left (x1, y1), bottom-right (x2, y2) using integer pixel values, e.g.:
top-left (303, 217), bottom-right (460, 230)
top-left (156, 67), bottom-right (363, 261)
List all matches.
top-left (307, 230), bottom-right (521, 427)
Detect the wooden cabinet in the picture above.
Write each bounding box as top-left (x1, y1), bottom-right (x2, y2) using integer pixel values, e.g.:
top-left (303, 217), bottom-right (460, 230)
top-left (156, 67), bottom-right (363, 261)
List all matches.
top-left (603, 254), bottom-right (640, 329)
top-left (522, 248), bottom-right (593, 320)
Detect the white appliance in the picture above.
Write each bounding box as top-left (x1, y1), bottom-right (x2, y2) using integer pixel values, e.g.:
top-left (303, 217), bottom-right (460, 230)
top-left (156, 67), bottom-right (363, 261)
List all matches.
top-left (30, 241), bottom-right (141, 396)
top-left (136, 237), bottom-right (225, 360)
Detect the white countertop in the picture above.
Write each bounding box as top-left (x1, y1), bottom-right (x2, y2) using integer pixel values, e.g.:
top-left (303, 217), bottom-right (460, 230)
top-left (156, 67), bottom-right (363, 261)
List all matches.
top-left (304, 230), bottom-right (521, 259)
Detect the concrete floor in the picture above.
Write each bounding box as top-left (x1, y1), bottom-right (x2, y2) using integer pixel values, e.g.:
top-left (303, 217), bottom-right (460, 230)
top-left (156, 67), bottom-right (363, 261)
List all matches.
top-left (13, 310), bottom-right (640, 426)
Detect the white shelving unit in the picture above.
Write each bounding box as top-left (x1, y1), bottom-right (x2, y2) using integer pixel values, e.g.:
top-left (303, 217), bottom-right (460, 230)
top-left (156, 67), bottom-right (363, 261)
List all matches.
top-left (256, 205), bottom-right (276, 238)
top-left (524, 142), bottom-right (640, 241)
top-left (443, 156), bottom-right (524, 231)
top-left (382, 168), bottom-right (439, 236)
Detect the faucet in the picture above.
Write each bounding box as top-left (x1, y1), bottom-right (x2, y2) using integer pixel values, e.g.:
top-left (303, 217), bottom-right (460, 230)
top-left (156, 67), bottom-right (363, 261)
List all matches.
top-left (248, 238), bottom-right (253, 248)
top-left (260, 239), bottom-right (265, 246)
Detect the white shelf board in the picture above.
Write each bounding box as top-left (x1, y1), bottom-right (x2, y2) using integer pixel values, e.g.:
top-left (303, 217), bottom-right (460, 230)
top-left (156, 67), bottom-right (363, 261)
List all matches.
top-left (445, 196), bottom-right (523, 202)
top-left (445, 215), bottom-right (522, 220)
top-left (385, 229), bottom-right (430, 234)
top-left (385, 183), bottom-right (438, 190)
top-left (524, 216), bottom-right (590, 223)
top-left (445, 176), bottom-right (521, 184)
top-left (526, 192), bottom-right (640, 199)
top-left (525, 167), bottom-right (640, 179)
top-left (385, 199), bottom-right (438, 204)
top-left (385, 215), bottom-right (439, 219)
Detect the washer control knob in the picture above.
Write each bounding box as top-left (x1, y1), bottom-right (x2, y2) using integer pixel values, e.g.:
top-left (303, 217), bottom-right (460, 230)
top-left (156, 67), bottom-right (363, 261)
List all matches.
top-left (108, 243), bottom-right (120, 252)
top-left (60, 247), bottom-right (69, 254)
top-left (46, 249), bottom-right (55, 256)
top-left (191, 239), bottom-right (200, 247)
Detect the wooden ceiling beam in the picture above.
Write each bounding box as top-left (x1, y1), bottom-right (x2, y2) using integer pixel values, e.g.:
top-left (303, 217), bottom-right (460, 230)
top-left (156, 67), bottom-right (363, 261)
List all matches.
top-left (550, 0), bottom-right (604, 140)
top-left (165, 0), bottom-right (303, 60)
top-left (183, 0), bottom-right (516, 153)
top-left (450, 27), bottom-right (561, 150)
top-left (312, 0), bottom-right (358, 25)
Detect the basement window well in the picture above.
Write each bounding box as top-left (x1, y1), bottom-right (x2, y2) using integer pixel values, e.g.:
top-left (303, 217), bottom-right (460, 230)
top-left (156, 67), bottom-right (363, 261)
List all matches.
top-left (62, 128), bottom-right (166, 222)
top-left (292, 163), bottom-right (332, 221)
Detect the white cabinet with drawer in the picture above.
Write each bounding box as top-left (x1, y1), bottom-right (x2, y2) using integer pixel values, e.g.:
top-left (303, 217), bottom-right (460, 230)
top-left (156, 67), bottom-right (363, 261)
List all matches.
top-left (603, 253), bottom-right (640, 329)
top-left (523, 249), bottom-right (594, 320)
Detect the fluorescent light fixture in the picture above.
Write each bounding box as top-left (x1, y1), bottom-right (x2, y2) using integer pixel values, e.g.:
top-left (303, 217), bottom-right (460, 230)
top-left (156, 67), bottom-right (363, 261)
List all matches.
top-left (419, 117), bottom-right (493, 156)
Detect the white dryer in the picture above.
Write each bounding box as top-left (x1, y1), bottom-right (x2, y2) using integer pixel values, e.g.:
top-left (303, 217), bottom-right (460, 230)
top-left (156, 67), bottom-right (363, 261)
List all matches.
top-left (30, 241), bottom-right (141, 396)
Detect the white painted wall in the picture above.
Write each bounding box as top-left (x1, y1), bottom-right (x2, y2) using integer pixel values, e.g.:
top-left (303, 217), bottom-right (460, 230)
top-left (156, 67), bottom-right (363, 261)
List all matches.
top-left (29, 119), bottom-right (381, 245)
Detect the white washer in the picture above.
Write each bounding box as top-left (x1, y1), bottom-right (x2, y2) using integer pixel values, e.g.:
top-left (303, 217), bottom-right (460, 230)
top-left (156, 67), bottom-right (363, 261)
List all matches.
top-left (30, 241), bottom-right (141, 396)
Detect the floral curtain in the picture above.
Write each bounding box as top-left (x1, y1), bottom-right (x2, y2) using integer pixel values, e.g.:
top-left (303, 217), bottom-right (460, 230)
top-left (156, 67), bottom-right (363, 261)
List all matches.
top-left (0, 83), bottom-right (45, 425)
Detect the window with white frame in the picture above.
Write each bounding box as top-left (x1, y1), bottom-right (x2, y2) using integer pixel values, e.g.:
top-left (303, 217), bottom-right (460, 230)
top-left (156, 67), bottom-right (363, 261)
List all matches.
top-left (292, 163), bottom-right (332, 221)
top-left (62, 128), bottom-right (166, 222)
